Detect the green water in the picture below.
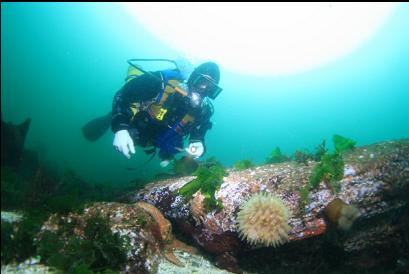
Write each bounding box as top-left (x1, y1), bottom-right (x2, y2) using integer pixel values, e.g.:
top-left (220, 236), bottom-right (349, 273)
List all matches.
top-left (2, 2), bottom-right (409, 184)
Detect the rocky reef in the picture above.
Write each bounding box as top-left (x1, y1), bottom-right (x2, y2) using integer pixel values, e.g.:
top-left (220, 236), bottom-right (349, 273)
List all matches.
top-left (36, 201), bottom-right (205, 274)
top-left (2, 126), bottom-right (408, 273)
top-left (123, 139), bottom-right (409, 273)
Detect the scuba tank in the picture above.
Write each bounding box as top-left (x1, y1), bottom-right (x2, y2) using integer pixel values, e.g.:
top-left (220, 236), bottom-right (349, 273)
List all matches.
top-left (127, 59), bottom-right (189, 96)
top-left (81, 58), bottom-right (192, 142)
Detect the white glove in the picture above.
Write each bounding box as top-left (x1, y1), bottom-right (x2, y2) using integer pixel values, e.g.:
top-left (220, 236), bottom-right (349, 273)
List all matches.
top-left (185, 141), bottom-right (204, 159)
top-left (113, 129), bottom-right (135, 159)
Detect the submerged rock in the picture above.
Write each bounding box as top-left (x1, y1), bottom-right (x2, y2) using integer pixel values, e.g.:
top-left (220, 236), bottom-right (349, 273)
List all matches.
top-left (1, 257), bottom-right (53, 274)
top-left (127, 139), bottom-right (409, 273)
top-left (157, 249), bottom-right (233, 274)
top-left (37, 202), bottom-right (200, 274)
top-left (1, 211), bottom-right (24, 223)
top-left (1, 115), bottom-right (31, 168)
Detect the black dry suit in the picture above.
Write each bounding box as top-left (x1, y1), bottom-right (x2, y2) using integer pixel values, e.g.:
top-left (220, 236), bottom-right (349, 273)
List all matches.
top-left (111, 69), bottom-right (213, 160)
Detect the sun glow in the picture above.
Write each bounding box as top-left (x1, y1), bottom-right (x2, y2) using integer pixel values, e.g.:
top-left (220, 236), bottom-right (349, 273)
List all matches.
top-left (123, 3), bottom-right (397, 76)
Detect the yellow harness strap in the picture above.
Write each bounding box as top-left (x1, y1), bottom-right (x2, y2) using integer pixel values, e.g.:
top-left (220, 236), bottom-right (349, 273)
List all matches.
top-left (148, 79), bottom-right (180, 121)
top-left (126, 66), bottom-right (193, 124)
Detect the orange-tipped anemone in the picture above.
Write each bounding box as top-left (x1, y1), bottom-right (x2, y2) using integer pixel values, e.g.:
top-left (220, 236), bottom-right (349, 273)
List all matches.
top-left (236, 192), bottom-right (291, 247)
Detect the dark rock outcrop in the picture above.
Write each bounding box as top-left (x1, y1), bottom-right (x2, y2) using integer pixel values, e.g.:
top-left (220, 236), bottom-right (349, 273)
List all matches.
top-left (1, 115), bottom-right (32, 168)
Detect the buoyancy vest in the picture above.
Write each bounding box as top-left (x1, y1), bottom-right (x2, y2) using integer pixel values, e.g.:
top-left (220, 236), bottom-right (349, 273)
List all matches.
top-left (126, 64), bottom-right (195, 131)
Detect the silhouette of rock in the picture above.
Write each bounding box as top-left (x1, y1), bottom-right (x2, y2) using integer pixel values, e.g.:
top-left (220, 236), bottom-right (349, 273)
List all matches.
top-left (1, 115), bottom-right (31, 168)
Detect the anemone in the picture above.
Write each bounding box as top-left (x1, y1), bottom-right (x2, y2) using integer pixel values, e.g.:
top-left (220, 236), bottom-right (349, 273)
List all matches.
top-left (236, 192), bottom-right (291, 247)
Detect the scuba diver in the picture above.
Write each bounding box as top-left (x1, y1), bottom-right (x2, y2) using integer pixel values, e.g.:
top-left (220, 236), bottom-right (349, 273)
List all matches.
top-left (111, 59), bottom-right (222, 167)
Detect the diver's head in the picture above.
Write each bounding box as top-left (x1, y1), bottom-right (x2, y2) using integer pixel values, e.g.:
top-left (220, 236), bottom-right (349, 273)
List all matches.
top-left (187, 62), bottom-right (222, 100)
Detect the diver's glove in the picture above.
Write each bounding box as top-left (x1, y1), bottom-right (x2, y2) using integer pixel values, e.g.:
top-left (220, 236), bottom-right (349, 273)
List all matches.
top-left (113, 129), bottom-right (135, 159)
top-left (185, 141), bottom-right (204, 159)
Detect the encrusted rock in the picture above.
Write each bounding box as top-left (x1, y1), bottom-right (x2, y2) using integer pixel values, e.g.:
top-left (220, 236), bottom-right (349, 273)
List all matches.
top-left (128, 139), bottom-right (409, 273)
top-left (38, 201), bottom-right (198, 273)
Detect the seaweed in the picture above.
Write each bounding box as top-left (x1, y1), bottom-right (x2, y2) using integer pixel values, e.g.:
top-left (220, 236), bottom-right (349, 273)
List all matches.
top-left (1, 167), bottom-right (26, 210)
top-left (1, 165), bottom-right (133, 270)
top-left (299, 185), bottom-right (310, 210)
top-left (234, 159), bottom-right (255, 170)
top-left (308, 135), bottom-right (356, 193)
top-left (292, 140), bottom-right (328, 165)
top-left (178, 159), bottom-right (227, 211)
top-left (294, 149), bottom-right (313, 165)
top-left (1, 212), bottom-right (47, 264)
top-left (313, 139), bottom-right (328, 161)
top-left (265, 147), bottom-right (290, 164)
top-left (309, 152), bottom-right (344, 191)
top-left (333, 134), bottom-right (356, 153)
top-left (37, 215), bottom-right (128, 274)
